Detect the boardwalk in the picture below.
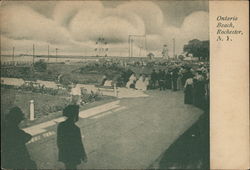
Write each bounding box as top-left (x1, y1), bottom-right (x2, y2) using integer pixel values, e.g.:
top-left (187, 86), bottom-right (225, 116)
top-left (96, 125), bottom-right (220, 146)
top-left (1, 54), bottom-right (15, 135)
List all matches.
top-left (25, 90), bottom-right (203, 169)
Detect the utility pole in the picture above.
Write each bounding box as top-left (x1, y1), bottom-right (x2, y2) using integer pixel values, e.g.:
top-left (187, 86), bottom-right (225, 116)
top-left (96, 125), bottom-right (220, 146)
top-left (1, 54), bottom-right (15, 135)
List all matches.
top-left (144, 34), bottom-right (147, 57)
top-left (128, 35), bottom-right (147, 58)
top-left (48, 45), bottom-right (50, 62)
top-left (173, 38), bottom-right (175, 59)
top-left (128, 35), bottom-right (131, 57)
top-left (33, 44), bottom-right (35, 65)
top-left (131, 38), bottom-right (133, 58)
top-left (12, 47), bottom-right (15, 64)
top-left (139, 46), bottom-right (142, 57)
top-left (55, 48), bottom-right (58, 62)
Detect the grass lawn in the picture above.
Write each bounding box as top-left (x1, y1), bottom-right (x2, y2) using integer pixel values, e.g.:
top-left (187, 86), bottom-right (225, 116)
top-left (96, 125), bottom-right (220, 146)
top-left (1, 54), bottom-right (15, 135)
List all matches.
top-left (47, 63), bottom-right (104, 84)
top-left (47, 63), bottom-right (82, 75)
top-left (1, 87), bottom-right (116, 128)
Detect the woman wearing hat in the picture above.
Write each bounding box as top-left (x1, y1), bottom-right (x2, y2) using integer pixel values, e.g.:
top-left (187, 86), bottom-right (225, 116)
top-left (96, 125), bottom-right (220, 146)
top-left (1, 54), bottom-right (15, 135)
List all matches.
top-left (2, 107), bottom-right (37, 169)
top-left (57, 105), bottom-right (87, 169)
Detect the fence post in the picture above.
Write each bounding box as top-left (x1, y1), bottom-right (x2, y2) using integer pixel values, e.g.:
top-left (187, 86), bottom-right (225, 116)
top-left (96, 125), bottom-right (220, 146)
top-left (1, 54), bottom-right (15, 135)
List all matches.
top-left (30, 100), bottom-right (35, 121)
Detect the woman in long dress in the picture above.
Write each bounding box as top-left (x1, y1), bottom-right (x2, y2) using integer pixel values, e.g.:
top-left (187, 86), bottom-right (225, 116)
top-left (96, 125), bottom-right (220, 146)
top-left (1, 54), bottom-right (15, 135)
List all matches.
top-left (144, 76), bottom-right (150, 91)
top-left (177, 69), bottom-right (183, 90)
top-left (193, 71), bottom-right (205, 109)
top-left (135, 74), bottom-right (145, 90)
top-left (126, 73), bottom-right (137, 88)
top-left (184, 74), bottom-right (194, 104)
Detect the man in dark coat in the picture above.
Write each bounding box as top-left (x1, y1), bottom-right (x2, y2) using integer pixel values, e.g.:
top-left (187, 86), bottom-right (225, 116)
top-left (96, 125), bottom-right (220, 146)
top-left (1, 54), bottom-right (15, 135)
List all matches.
top-left (2, 107), bottom-right (37, 169)
top-left (172, 68), bottom-right (179, 91)
top-left (165, 70), bottom-right (172, 89)
top-left (57, 105), bottom-right (87, 169)
top-left (158, 69), bottom-right (166, 91)
top-left (150, 69), bottom-right (157, 89)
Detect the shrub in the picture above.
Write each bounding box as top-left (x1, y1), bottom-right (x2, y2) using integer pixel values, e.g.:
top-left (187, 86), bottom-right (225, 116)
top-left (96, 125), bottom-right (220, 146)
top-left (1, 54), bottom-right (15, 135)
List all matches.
top-left (34, 60), bottom-right (47, 72)
top-left (81, 89), bottom-right (102, 104)
top-left (77, 63), bottom-right (134, 87)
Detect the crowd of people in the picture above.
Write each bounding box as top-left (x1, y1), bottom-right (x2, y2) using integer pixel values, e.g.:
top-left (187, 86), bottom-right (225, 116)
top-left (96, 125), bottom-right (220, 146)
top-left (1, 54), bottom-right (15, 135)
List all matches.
top-left (125, 63), bottom-right (209, 111)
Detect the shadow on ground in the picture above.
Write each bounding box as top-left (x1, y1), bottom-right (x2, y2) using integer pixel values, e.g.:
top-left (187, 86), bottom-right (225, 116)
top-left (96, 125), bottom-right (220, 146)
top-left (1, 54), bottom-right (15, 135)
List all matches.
top-left (149, 111), bottom-right (209, 170)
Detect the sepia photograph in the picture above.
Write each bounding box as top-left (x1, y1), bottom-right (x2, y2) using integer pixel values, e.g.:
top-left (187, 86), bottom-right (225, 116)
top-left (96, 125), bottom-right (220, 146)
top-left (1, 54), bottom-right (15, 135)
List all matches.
top-left (1, 1), bottom-right (211, 169)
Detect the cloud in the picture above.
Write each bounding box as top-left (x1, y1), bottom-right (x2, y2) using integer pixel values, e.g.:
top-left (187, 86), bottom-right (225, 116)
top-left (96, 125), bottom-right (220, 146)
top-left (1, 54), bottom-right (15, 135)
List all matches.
top-left (160, 11), bottom-right (209, 56)
top-left (1, 1), bottom-right (209, 56)
top-left (69, 12), bottom-right (145, 43)
top-left (1, 5), bottom-right (72, 45)
top-left (66, 1), bottom-right (147, 44)
top-left (53, 1), bottom-right (103, 27)
top-left (117, 1), bottom-right (164, 34)
top-left (181, 11), bottom-right (209, 40)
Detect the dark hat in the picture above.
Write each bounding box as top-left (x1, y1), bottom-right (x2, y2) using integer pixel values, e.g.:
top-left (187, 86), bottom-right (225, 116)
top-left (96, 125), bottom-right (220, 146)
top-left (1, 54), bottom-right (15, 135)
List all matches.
top-left (63, 105), bottom-right (79, 118)
top-left (6, 107), bottom-right (25, 122)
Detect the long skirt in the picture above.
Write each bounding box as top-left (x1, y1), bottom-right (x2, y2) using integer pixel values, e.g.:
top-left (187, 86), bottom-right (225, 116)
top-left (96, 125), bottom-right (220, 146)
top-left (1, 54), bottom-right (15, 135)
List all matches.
top-left (177, 77), bottom-right (182, 90)
top-left (184, 85), bottom-right (193, 104)
top-left (172, 79), bottom-right (178, 91)
top-left (166, 80), bottom-right (172, 89)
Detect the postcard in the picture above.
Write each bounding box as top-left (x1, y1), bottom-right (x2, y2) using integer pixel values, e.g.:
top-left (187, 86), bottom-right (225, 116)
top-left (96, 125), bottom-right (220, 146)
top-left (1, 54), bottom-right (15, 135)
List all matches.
top-left (1, 0), bottom-right (249, 169)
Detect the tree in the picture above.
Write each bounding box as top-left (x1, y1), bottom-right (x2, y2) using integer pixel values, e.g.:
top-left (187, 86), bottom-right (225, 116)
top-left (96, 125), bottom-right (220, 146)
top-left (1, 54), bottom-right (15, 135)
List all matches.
top-left (183, 39), bottom-right (209, 60)
top-left (147, 52), bottom-right (155, 59)
top-left (200, 40), bottom-right (209, 60)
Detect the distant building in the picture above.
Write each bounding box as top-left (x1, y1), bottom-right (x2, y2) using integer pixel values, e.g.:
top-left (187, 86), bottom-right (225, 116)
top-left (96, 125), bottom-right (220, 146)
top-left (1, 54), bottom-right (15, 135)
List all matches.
top-left (162, 44), bottom-right (169, 59)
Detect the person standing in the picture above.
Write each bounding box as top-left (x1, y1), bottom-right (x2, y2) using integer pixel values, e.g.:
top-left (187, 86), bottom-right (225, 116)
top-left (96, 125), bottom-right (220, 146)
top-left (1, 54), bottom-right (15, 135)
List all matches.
top-left (2, 107), bottom-right (37, 169)
top-left (57, 105), bottom-right (87, 169)
top-left (184, 74), bottom-right (194, 104)
top-left (70, 83), bottom-right (81, 105)
top-left (172, 68), bottom-right (179, 91)
top-left (177, 68), bottom-right (183, 90)
top-left (144, 75), bottom-right (150, 91)
top-left (193, 71), bottom-right (206, 109)
top-left (165, 70), bottom-right (172, 90)
top-left (150, 69), bottom-right (157, 89)
top-left (158, 69), bottom-right (165, 91)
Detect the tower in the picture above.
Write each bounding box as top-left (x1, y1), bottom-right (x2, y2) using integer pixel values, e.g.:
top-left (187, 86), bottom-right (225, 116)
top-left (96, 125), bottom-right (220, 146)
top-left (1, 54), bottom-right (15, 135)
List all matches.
top-left (162, 44), bottom-right (169, 59)
top-left (128, 35), bottom-right (147, 57)
top-left (95, 37), bottom-right (108, 57)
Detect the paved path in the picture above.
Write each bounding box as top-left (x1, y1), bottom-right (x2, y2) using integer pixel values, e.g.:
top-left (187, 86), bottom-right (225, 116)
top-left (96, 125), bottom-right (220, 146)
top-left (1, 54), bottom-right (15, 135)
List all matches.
top-left (25, 90), bottom-right (203, 169)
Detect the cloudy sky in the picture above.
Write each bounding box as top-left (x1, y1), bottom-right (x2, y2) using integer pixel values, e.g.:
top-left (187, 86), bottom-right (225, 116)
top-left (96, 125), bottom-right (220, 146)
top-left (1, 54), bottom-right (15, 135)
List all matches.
top-left (1, 1), bottom-right (209, 57)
